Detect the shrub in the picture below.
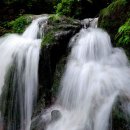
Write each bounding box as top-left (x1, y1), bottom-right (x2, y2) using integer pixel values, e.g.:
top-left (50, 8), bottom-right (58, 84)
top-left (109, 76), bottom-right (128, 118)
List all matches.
top-left (115, 18), bottom-right (130, 46)
top-left (55, 0), bottom-right (93, 18)
top-left (8, 15), bottom-right (32, 33)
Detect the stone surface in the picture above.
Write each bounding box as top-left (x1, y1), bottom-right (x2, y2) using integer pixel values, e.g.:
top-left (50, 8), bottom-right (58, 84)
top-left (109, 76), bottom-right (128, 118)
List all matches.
top-left (37, 15), bottom-right (81, 110)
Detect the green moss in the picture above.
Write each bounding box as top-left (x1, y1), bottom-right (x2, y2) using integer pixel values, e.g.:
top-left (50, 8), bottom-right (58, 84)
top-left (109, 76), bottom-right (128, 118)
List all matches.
top-left (42, 14), bottom-right (78, 47)
top-left (49, 14), bottom-right (62, 23)
top-left (42, 31), bottom-right (56, 46)
top-left (100, 0), bottom-right (126, 17)
top-left (99, 0), bottom-right (127, 29)
top-left (8, 15), bottom-right (32, 33)
top-left (99, 0), bottom-right (130, 41)
top-left (42, 14), bottom-right (80, 48)
top-left (50, 14), bottom-right (61, 20)
top-left (48, 14), bottom-right (76, 25)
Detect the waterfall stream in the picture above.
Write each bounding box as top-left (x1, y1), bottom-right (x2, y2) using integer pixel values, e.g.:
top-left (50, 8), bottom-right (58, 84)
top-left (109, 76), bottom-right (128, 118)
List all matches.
top-left (43, 27), bottom-right (130, 130)
top-left (0, 15), bottom-right (48, 130)
top-left (0, 15), bottom-right (130, 130)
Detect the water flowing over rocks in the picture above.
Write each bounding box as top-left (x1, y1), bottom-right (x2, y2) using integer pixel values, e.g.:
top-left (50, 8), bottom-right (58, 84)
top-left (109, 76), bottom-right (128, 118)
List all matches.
top-left (0, 15), bottom-right (48, 130)
top-left (1, 12), bottom-right (129, 130)
top-left (42, 27), bottom-right (130, 130)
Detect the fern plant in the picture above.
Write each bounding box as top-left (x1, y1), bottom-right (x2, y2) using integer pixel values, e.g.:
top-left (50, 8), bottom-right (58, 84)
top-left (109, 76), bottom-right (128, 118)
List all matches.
top-left (115, 18), bottom-right (130, 46)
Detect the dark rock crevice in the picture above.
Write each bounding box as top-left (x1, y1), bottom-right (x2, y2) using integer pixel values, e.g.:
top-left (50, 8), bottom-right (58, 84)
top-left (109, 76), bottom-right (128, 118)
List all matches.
top-left (38, 16), bottom-right (81, 110)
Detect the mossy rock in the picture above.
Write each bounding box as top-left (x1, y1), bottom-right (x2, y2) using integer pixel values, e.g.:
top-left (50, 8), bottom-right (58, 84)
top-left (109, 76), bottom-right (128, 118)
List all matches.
top-left (39, 14), bottom-right (80, 107)
top-left (48, 14), bottom-right (77, 25)
top-left (42, 30), bottom-right (56, 45)
top-left (41, 14), bottom-right (80, 47)
top-left (98, 0), bottom-right (130, 42)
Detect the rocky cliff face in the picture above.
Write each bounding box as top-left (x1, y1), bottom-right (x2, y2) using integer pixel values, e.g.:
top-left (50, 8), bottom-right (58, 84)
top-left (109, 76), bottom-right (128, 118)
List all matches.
top-left (36, 15), bottom-right (81, 113)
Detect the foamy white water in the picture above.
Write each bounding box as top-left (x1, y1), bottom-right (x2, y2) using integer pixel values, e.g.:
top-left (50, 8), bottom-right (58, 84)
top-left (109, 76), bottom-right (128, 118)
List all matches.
top-left (45, 28), bottom-right (130, 130)
top-left (0, 15), bottom-right (48, 130)
top-left (81, 18), bottom-right (98, 28)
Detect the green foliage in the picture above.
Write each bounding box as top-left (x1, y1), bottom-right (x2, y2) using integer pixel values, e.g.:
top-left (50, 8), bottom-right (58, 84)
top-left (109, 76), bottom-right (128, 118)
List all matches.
top-left (55, 0), bottom-right (82, 17)
top-left (49, 14), bottom-right (75, 25)
top-left (49, 14), bottom-right (61, 23)
top-left (8, 15), bottom-right (32, 33)
top-left (99, 0), bottom-right (130, 41)
top-left (115, 18), bottom-right (130, 46)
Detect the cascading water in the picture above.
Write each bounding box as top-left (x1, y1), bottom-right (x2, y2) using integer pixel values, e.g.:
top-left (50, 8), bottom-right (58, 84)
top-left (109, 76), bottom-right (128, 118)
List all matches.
top-left (0, 15), bottom-right (48, 130)
top-left (44, 27), bottom-right (130, 130)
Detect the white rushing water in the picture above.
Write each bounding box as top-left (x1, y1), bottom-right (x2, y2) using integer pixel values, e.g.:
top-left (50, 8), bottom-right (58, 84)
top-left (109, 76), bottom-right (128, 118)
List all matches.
top-left (44, 28), bottom-right (130, 130)
top-left (0, 15), bottom-right (48, 130)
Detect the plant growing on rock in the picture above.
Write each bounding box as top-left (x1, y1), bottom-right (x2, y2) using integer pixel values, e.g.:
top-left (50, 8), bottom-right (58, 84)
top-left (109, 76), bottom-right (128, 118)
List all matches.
top-left (8, 15), bottom-right (32, 33)
top-left (115, 18), bottom-right (130, 46)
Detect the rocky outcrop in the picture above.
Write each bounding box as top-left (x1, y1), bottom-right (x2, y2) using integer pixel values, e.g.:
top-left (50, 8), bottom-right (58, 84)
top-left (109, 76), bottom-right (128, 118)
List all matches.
top-left (36, 15), bottom-right (100, 115)
top-left (98, 0), bottom-right (130, 44)
top-left (38, 15), bottom-right (81, 109)
top-left (34, 15), bottom-right (81, 126)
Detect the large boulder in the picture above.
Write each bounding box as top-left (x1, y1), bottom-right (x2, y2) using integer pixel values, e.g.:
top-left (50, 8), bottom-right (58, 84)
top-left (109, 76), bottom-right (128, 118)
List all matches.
top-left (37, 15), bottom-right (81, 110)
top-left (98, 0), bottom-right (130, 44)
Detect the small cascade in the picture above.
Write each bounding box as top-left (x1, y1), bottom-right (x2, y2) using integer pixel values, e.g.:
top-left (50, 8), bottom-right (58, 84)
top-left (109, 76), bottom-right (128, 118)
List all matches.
top-left (43, 28), bottom-right (130, 130)
top-left (0, 15), bottom-right (48, 130)
top-left (81, 18), bottom-right (98, 28)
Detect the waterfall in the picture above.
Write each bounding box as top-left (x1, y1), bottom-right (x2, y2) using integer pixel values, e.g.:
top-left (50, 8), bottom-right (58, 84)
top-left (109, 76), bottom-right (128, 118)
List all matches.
top-left (0, 15), bottom-right (48, 130)
top-left (44, 28), bottom-right (130, 130)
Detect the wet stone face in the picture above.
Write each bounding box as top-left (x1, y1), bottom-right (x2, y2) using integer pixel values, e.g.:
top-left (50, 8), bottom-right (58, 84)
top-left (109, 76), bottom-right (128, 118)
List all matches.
top-left (51, 110), bottom-right (61, 122)
top-left (31, 109), bottom-right (62, 130)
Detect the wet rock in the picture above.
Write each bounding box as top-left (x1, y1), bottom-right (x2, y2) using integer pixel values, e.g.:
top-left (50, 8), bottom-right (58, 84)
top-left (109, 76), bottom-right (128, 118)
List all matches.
top-left (51, 110), bottom-right (61, 122)
top-left (81, 17), bottom-right (98, 28)
top-left (31, 109), bottom-right (61, 130)
top-left (37, 15), bottom-right (81, 113)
